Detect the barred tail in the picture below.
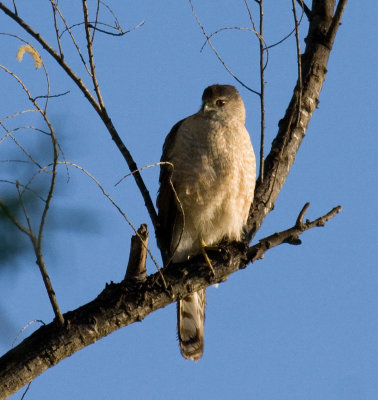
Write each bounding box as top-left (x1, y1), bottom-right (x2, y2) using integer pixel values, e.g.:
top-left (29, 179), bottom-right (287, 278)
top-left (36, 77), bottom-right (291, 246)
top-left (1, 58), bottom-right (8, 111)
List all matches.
top-left (177, 290), bottom-right (206, 361)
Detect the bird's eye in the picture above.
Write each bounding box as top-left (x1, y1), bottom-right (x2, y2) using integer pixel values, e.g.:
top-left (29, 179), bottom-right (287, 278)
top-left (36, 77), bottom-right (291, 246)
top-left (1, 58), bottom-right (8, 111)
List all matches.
top-left (216, 99), bottom-right (226, 107)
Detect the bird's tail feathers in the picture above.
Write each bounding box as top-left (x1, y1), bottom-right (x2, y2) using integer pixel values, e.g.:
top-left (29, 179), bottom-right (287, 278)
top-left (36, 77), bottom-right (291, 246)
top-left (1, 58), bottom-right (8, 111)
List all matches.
top-left (177, 290), bottom-right (206, 361)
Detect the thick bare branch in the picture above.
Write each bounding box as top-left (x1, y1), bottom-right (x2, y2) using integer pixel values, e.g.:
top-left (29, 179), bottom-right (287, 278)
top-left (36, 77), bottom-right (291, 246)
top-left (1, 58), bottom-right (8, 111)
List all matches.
top-left (0, 203), bottom-right (341, 399)
top-left (245, 0), bottom-right (347, 242)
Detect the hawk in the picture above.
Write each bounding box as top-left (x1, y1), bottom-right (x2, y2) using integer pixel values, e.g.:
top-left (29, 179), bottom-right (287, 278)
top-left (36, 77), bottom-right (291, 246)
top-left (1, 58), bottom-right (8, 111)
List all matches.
top-left (157, 84), bottom-right (256, 361)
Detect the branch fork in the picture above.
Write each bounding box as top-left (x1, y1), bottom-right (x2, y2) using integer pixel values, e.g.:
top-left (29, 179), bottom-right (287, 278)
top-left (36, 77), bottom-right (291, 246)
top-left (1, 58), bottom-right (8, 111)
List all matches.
top-left (247, 203), bottom-right (342, 263)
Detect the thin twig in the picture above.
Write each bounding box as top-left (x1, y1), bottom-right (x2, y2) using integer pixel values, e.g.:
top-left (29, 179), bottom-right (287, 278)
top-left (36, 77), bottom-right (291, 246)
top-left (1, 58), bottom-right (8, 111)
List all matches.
top-left (265, 6), bottom-right (305, 50)
top-left (50, 0), bottom-right (63, 57)
top-left (200, 26), bottom-right (253, 52)
top-left (296, 0), bottom-right (311, 20)
top-left (12, 0), bottom-right (17, 15)
top-left (15, 181), bottom-right (33, 234)
top-left (115, 161), bottom-right (168, 186)
top-left (12, 320), bottom-right (46, 347)
top-left (0, 108), bottom-right (38, 124)
top-left (189, 0), bottom-right (259, 96)
top-left (91, 0), bottom-right (101, 43)
top-left (52, 2), bottom-right (92, 76)
top-left (34, 90), bottom-right (70, 101)
top-left (0, 179), bottom-right (46, 202)
top-left (6, 131), bottom-right (43, 169)
top-left (20, 383), bottom-right (31, 400)
top-left (0, 198), bottom-right (31, 236)
top-left (292, 0), bottom-right (302, 125)
top-left (243, 0), bottom-right (266, 181)
top-left (89, 21), bottom-right (144, 36)
top-left (59, 19), bottom-right (145, 38)
top-left (258, 0), bottom-right (265, 181)
top-left (82, 0), bottom-right (105, 109)
top-left (295, 201), bottom-right (310, 226)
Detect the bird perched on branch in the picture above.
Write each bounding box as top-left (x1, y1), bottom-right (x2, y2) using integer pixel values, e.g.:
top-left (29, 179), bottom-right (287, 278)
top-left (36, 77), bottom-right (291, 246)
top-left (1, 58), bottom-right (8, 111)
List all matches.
top-left (157, 84), bottom-right (256, 361)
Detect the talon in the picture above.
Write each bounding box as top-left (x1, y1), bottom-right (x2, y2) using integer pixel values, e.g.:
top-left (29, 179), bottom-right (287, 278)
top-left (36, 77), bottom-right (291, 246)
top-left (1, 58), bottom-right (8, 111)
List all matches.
top-left (199, 238), bottom-right (215, 275)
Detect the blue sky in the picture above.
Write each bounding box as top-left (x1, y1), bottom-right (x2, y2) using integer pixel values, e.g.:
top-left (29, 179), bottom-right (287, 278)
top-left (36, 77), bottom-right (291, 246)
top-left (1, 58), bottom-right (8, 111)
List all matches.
top-left (1, 1), bottom-right (377, 399)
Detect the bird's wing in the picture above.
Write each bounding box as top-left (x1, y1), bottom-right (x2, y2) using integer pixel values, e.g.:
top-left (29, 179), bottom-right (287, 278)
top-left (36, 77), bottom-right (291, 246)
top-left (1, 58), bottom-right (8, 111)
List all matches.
top-left (157, 118), bottom-right (186, 264)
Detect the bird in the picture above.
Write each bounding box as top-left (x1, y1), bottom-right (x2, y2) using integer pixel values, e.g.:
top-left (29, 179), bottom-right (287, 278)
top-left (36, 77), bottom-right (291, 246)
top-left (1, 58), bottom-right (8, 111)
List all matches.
top-left (157, 84), bottom-right (256, 361)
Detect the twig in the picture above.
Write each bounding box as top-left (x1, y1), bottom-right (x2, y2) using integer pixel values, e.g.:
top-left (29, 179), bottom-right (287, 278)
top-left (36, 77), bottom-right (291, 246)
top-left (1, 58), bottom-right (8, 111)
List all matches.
top-left (265, 5), bottom-right (305, 50)
top-left (200, 26), bottom-right (253, 52)
top-left (50, 0), bottom-right (63, 57)
top-left (296, 0), bottom-right (311, 20)
top-left (12, 319), bottom-right (46, 348)
top-left (245, 0), bottom-right (266, 181)
top-left (91, 0), bottom-right (101, 43)
top-left (16, 181), bottom-right (33, 234)
top-left (60, 20), bottom-right (145, 37)
top-left (12, 0), bottom-right (17, 15)
top-left (247, 203), bottom-right (342, 262)
top-left (52, 2), bottom-right (92, 76)
top-left (0, 109), bottom-right (38, 126)
top-left (243, 0), bottom-right (266, 180)
top-left (189, 0), bottom-right (259, 96)
top-left (0, 179), bottom-right (46, 202)
top-left (58, 0), bottom-right (144, 40)
top-left (295, 201), bottom-right (310, 226)
top-left (34, 90), bottom-right (70, 101)
top-left (292, 0), bottom-right (303, 126)
top-left (6, 130), bottom-right (43, 169)
top-left (82, 0), bottom-right (105, 108)
top-left (0, 198), bottom-right (31, 236)
top-left (1, 187), bottom-right (64, 326)
top-left (34, 244), bottom-right (64, 325)
top-left (326, 0), bottom-right (348, 46)
top-left (20, 383), bottom-right (31, 400)
top-left (115, 161), bottom-right (169, 186)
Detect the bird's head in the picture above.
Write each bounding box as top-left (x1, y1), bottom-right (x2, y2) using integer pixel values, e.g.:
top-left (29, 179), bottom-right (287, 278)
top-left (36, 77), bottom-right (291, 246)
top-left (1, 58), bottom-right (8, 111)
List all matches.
top-left (201, 84), bottom-right (246, 123)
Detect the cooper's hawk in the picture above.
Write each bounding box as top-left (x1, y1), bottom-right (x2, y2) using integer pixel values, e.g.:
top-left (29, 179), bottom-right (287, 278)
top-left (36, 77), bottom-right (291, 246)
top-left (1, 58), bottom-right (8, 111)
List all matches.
top-left (157, 84), bottom-right (256, 361)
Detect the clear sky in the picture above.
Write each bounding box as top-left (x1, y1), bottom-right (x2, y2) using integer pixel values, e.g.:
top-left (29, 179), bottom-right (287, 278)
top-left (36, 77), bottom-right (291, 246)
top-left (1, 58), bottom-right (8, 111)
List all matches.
top-left (1, 1), bottom-right (377, 399)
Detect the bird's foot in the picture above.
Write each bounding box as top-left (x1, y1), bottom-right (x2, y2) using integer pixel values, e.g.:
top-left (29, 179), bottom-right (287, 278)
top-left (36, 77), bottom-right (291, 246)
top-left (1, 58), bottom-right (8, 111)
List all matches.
top-left (199, 239), bottom-right (216, 276)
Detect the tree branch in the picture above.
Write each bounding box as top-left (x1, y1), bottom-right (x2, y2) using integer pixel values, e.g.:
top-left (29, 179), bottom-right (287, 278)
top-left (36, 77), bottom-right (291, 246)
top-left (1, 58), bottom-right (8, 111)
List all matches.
top-left (244, 0), bottom-right (347, 242)
top-left (124, 224), bottom-right (148, 281)
top-left (247, 203), bottom-right (342, 261)
top-left (296, 0), bottom-right (312, 20)
top-left (0, 204), bottom-right (341, 399)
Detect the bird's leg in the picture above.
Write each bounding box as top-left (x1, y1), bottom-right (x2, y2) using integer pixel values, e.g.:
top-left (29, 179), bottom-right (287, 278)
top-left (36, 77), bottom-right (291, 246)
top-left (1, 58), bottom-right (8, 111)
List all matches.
top-left (199, 237), bottom-right (215, 276)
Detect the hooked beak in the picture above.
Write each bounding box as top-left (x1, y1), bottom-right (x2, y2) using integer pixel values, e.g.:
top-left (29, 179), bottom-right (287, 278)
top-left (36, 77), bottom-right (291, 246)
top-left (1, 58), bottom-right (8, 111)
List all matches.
top-left (203, 103), bottom-right (214, 113)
